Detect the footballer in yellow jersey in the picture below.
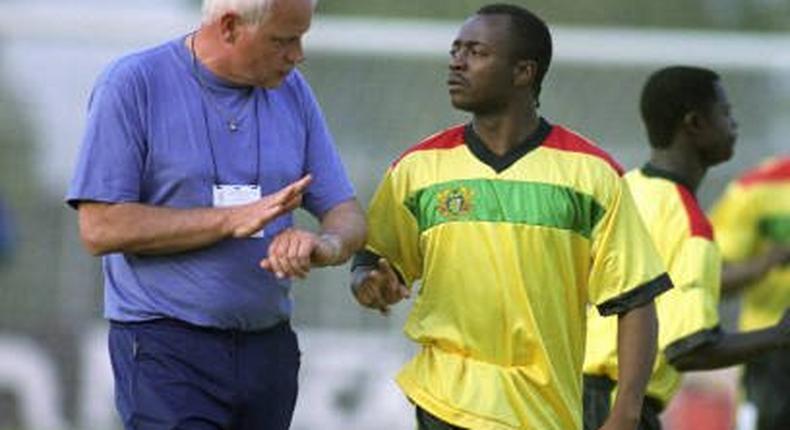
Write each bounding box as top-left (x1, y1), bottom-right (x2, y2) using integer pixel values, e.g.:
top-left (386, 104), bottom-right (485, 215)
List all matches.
top-left (355, 117), bottom-right (670, 430)
top-left (584, 165), bottom-right (721, 411)
top-left (352, 5), bottom-right (669, 430)
top-left (583, 66), bottom-right (790, 430)
top-left (711, 158), bottom-right (790, 331)
top-left (710, 157), bottom-right (790, 430)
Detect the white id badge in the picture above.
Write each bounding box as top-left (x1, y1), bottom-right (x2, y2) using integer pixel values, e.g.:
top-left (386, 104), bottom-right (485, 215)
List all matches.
top-left (213, 184), bottom-right (264, 238)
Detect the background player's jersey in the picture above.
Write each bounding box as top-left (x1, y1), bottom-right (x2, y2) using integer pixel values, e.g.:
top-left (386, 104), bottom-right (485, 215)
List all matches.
top-left (584, 166), bottom-right (721, 405)
top-left (365, 120), bottom-right (670, 429)
top-left (710, 157), bottom-right (790, 331)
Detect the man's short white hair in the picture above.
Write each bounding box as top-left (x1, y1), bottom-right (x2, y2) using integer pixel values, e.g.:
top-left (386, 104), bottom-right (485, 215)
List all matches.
top-left (202, 0), bottom-right (317, 25)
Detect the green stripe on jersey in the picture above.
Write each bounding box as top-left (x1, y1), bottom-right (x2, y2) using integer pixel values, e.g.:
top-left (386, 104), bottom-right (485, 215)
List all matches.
top-left (405, 179), bottom-right (605, 238)
top-left (759, 216), bottom-right (790, 243)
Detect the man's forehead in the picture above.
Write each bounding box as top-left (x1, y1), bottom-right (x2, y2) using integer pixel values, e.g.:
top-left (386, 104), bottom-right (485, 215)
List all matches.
top-left (455, 14), bottom-right (511, 45)
top-left (259, 0), bottom-right (312, 32)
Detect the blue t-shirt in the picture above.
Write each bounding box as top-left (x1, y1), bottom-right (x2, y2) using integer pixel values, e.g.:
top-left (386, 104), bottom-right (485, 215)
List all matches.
top-left (66, 36), bottom-right (355, 330)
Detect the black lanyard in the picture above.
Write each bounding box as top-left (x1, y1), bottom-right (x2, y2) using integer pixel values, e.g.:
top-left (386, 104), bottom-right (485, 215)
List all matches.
top-left (188, 32), bottom-right (261, 185)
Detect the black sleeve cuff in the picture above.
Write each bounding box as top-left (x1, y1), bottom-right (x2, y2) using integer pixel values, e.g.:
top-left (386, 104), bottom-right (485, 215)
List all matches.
top-left (351, 249), bottom-right (380, 271)
top-left (665, 325), bottom-right (723, 363)
top-left (350, 249), bottom-right (406, 284)
top-left (596, 273), bottom-right (673, 316)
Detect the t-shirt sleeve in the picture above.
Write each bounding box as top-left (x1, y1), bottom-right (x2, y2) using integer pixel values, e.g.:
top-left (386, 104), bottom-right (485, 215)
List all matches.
top-left (66, 77), bottom-right (147, 209)
top-left (362, 166), bottom-right (422, 287)
top-left (709, 183), bottom-right (759, 262)
top-left (661, 237), bottom-right (722, 361)
top-left (587, 176), bottom-right (673, 315)
top-left (295, 73), bottom-right (356, 218)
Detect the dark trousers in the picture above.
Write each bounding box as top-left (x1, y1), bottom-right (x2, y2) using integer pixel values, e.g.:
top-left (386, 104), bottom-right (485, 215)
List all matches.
top-left (416, 406), bottom-right (466, 430)
top-left (583, 375), bottom-right (663, 430)
top-left (743, 349), bottom-right (790, 430)
top-left (109, 318), bottom-right (300, 430)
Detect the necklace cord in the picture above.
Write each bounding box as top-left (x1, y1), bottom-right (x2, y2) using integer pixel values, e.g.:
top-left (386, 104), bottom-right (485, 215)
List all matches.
top-left (188, 31), bottom-right (261, 185)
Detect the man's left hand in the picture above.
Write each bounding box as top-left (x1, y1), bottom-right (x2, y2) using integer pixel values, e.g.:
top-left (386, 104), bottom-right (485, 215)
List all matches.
top-left (260, 229), bottom-right (342, 279)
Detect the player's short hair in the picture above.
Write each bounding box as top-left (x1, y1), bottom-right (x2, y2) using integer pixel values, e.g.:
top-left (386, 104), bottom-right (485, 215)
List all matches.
top-left (640, 66), bottom-right (721, 149)
top-left (477, 3), bottom-right (552, 103)
top-left (202, 0), bottom-right (317, 25)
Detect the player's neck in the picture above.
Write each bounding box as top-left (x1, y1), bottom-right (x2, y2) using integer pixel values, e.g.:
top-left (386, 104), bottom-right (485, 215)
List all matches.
top-left (648, 151), bottom-right (706, 193)
top-left (472, 111), bottom-right (540, 157)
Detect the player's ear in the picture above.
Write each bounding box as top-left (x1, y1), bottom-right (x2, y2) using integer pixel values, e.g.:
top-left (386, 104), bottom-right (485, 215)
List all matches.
top-left (513, 59), bottom-right (537, 88)
top-left (682, 110), bottom-right (706, 133)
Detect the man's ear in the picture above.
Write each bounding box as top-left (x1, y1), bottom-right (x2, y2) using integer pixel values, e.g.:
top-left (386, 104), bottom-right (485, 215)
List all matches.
top-left (513, 59), bottom-right (537, 88)
top-left (218, 12), bottom-right (242, 44)
top-left (682, 110), bottom-right (707, 134)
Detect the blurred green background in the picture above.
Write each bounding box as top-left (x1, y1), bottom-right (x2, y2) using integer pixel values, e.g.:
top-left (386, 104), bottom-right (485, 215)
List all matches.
top-left (190, 0), bottom-right (790, 31)
top-left (0, 0), bottom-right (788, 428)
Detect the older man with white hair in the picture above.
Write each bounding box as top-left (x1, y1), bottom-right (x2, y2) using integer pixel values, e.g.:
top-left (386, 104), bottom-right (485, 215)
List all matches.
top-left (66, 0), bottom-right (366, 428)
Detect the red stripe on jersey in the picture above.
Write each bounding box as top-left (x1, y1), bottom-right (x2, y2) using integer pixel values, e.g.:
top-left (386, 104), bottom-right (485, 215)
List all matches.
top-left (392, 124), bottom-right (466, 167)
top-left (676, 184), bottom-right (714, 240)
top-left (737, 157), bottom-right (790, 187)
top-left (542, 126), bottom-right (625, 176)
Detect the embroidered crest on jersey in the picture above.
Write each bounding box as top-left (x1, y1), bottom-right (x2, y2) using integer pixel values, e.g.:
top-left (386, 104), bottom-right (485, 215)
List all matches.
top-left (437, 187), bottom-right (474, 218)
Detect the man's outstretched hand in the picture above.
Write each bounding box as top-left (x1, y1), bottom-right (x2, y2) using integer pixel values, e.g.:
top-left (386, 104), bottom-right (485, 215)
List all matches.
top-left (227, 175), bottom-right (312, 238)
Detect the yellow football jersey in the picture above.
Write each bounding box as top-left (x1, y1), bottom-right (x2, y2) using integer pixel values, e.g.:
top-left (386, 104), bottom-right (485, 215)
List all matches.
top-left (365, 120), bottom-right (671, 429)
top-left (710, 157), bottom-right (790, 331)
top-left (584, 166), bottom-right (721, 405)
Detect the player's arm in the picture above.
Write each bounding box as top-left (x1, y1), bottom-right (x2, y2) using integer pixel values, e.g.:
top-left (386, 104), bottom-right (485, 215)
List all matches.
top-left (668, 309), bottom-right (790, 371)
top-left (602, 301), bottom-right (658, 430)
top-left (588, 174), bottom-right (668, 429)
top-left (346, 158), bottom-right (418, 313)
top-left (720, 245), bottom-right (790, 296)
top-left (78, 175), bottom-right (311, 256)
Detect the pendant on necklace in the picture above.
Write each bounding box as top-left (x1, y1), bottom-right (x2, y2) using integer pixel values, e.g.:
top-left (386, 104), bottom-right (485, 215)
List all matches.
top-left (228, 121), bottom-right (239, 132)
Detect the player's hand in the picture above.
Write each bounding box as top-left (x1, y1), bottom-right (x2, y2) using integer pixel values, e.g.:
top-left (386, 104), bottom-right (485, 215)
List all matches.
top-left (260, 228), bottom-right (342, 279)
top-left (351, 258), bottom-right (410, 315)
top-left (228, 175), bottom-right (312, 238)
